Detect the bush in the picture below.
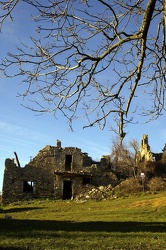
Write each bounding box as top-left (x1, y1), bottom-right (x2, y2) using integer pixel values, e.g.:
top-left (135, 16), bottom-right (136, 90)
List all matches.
top-left (113, 178), bottom-right (142, 196)
top-left (147, 177), bottom-right (166, 191)
top-left (100, 171), bottom-right (119, 187)
top-left (155, 162), bottom-right (166, 176)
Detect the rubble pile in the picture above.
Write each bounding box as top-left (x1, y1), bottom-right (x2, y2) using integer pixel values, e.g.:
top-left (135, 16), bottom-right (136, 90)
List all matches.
top-left (75, 184), bottom-right (112, 201)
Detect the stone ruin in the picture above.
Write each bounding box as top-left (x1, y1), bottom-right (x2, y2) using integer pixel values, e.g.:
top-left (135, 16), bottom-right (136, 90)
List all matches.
top-left (2, 140), bottom-right (113, 204)
top-left (2, 135), bottom-right (165, 204)
top-left (136, 134), bottom-right (163, 163)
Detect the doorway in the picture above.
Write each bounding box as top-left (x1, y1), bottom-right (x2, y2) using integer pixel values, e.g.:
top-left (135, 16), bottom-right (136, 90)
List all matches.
top-left (63, 180), bottom-right (72, 200)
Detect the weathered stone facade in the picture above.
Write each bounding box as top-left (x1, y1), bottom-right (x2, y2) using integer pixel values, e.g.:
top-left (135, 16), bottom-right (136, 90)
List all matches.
top-left (137, 134), bottom-right (163, 162)
top-left (2, 140), bottom-right (110, 204)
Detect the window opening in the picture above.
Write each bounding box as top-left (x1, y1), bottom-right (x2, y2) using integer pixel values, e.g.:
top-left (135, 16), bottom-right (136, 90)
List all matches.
top-left (65, 155), bottom-right (72, 171)
top-left (23, 181), bottom-right (34, 193)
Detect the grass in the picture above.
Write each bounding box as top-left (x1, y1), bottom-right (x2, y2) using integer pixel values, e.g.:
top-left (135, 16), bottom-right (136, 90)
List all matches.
top-left (0, 192), bottom-right (166, 250)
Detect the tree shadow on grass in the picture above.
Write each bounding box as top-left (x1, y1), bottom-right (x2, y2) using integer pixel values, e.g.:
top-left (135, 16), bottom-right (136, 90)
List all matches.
top-left (0, 207), bottom-right (43, 214)
top-left (0, 248), bottom-right (23, 250)
top-left (0, 219), bottom-right (165, 234)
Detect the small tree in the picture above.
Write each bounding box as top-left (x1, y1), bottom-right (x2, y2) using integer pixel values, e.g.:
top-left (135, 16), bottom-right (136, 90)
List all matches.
top-left (110, 138), bottom-right (138, 179)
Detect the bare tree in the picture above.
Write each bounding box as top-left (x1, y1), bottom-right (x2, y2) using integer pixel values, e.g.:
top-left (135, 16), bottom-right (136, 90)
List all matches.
top-left (129, 138), bottom-right (139, 159)
top-left (110, 137), bottom-right (138, 178)
top-left (0, 0), bottom-right (165, 140)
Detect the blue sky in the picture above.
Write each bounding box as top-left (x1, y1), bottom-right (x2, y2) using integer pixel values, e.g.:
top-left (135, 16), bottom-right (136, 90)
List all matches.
top-left (0, 1), bottom-right (166, 192)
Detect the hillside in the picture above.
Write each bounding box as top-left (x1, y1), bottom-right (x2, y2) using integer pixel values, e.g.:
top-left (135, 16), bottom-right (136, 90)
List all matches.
top-left (0, 192), bottom-right (166, 250)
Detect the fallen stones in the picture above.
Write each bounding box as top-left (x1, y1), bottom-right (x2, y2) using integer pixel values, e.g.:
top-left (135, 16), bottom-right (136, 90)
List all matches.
top-left (75, 184), bottom-right (112, 202)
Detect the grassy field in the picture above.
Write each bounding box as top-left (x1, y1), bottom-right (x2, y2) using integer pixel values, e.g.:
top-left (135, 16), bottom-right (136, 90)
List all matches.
top-left (0, 192), bottom-right (166, 250)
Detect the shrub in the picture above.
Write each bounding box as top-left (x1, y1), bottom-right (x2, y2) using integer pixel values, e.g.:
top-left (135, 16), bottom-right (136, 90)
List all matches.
top-left (100, 171), bottom-right (119, 187)
top-left (147, 177), bottom-right (166, 191)
top-left (113, 178), bottom-right (142, 196)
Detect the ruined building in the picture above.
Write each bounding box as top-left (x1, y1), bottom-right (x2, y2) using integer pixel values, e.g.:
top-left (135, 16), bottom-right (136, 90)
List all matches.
top-left (137, 134), bottom-right (163, 162)
top-left (2, 140), bottom-right (110, 204)
top-left (3, 134), bottom-right (164, 204)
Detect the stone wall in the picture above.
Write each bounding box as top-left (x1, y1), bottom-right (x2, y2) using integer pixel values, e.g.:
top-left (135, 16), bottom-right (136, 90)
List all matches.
top-left (137, 134), bottom-right (154, 162)
top-left (137, 134), bottom-right (164, 163)
top-left (2, 158), bottom-right (54, 204)
top-left (2, 140), bottom-right (110, 204)
top-left (29, 144), bottom-right (92, 173)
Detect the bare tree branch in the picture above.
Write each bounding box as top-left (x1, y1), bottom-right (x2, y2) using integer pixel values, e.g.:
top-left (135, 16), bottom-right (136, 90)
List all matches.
top-left (0, 0), bottom-right (165, 143)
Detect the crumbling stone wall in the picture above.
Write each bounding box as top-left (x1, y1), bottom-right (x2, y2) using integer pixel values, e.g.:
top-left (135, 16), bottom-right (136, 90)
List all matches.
top-left (137, 134), bottom-right (154, 162)
top-left (137, 134), bottom-right (163, 163)
top-left (29, 143), bottom-right (92, 173)
top-left (140, 134), bottom-right (154, 161)
top-left (2, 158), bottom-right (54, 205)
top-left (2, 140), bottom-right (111, 204)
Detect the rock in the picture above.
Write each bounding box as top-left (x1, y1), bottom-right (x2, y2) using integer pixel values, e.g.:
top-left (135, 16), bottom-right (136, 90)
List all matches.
top-left (75, 184), bottom-right (112, 201)
top-left (99, 186), bottom-right (105, 191)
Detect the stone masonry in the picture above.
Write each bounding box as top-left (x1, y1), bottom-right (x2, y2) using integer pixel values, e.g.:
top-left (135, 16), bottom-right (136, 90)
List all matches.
top-left (137, 134), bottom-right (163, 162)
top-left (2, 140), bottom-right (110, 204)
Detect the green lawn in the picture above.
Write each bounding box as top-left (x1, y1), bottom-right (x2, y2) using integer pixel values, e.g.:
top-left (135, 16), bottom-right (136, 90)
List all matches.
top-left (0, 192), bottom-right (166, 250)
